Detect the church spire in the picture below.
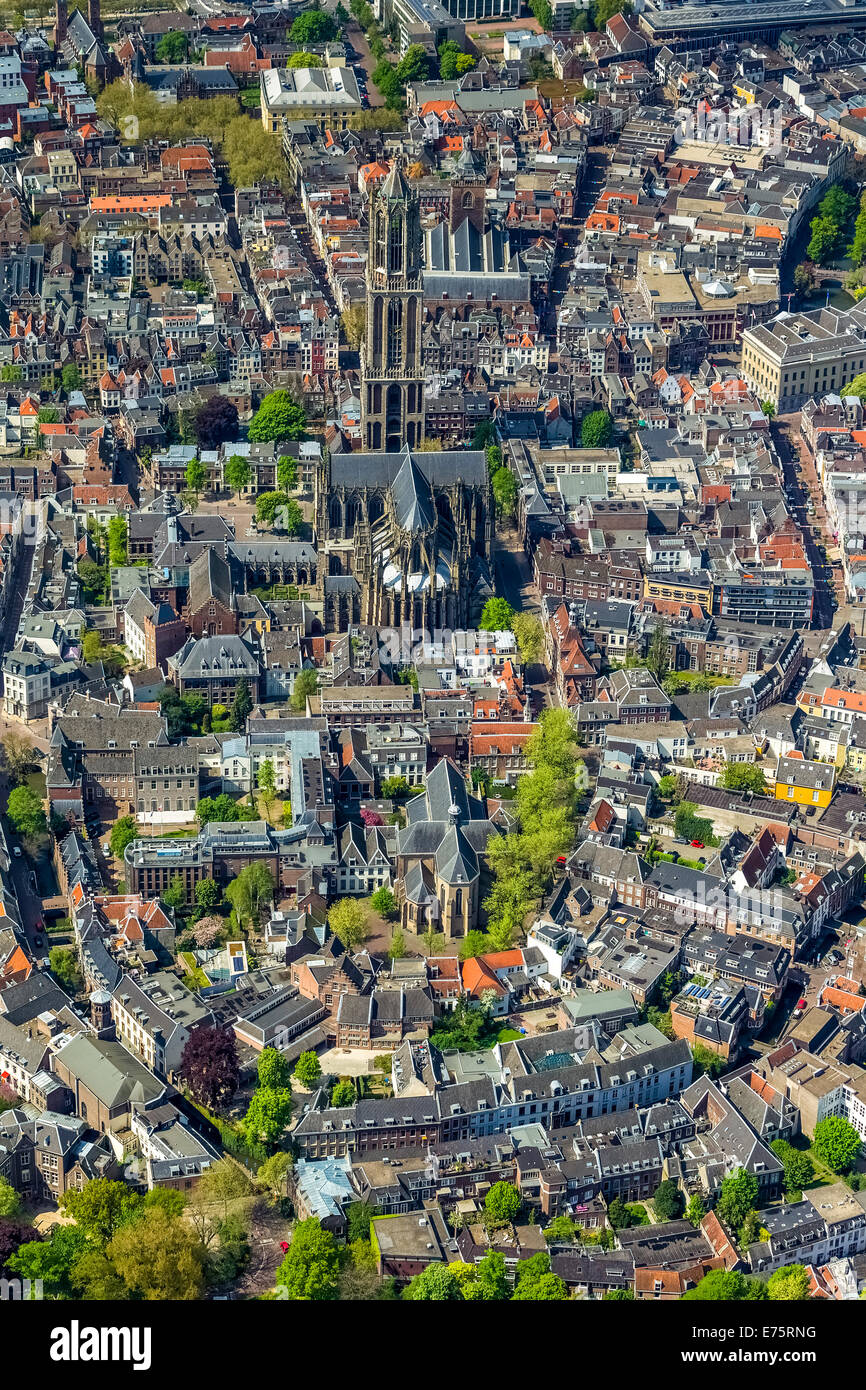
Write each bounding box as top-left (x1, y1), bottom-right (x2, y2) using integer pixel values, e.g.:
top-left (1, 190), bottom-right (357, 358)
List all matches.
top-left (360, 162), bottom-right (425, 454)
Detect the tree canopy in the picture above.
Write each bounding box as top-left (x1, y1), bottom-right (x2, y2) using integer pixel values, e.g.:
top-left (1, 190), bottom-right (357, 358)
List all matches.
top-left (581, 409), bottom-right (614, 448)
top-left (813, 1115), bottom-right (861, 1174)
top-left (248, 391), bottom-right (307, 443)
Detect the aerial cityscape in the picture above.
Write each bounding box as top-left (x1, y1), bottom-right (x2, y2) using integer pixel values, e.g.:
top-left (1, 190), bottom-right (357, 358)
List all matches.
top-left (1, 0), bottom-right (866, 1324)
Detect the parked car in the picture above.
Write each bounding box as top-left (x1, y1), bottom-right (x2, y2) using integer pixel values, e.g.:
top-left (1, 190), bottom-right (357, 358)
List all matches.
top-left (690, 839), bottom-right (704, 848)
top-left (33, 934), bottom-right (43, 949)
top-left (12, 846), bottom-right (21, 858)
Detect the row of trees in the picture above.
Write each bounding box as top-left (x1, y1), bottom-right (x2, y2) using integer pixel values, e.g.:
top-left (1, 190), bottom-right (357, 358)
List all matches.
top-left (1, 1173), bottom-right (247, 1301)
top-left (806, 183), bottom-right (858, 267)
top-left (95, 85), bottom-right (286, 190)
top-left (483, 709), bottom-right (586, 949)
top-left (483, 442), bottom-right (520, 522)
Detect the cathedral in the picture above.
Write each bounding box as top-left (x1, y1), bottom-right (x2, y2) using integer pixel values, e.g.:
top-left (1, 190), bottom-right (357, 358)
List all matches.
top-left (316, 165), bottom-right (494, 632)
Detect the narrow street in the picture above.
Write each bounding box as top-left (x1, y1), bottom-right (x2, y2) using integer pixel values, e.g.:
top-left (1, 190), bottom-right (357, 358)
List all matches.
top-left (344, 23), bottom-right (385, 106)
top-left (773, 416), bottom-right (842, 630)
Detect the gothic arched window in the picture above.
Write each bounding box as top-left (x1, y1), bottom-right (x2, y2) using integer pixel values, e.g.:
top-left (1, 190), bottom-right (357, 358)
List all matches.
top-left (388, 209), bottom-right (404, 274)
top-left (387, 299), bottom-right (403, 369)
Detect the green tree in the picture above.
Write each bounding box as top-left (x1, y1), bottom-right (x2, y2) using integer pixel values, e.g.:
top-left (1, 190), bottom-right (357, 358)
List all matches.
top-left (195, 877), bottom-right (221, 910)
top-left (6, 784), bottom-right (46, 839)
top-left (471, 418), bottom-right (496, 450)
top-left (652, 1179), bottom-right (684, 1222)
top-left (850, 198), bottom-right (866, 266)
top-left (185, 456), bottom-right (206, 502)
top-left (109, 816), bottom-right (138, 860)
top-left (231, 678), bottom-right (253, 731)
top-left (163, 873), bottom-right (186, 911)
top-left (290, 10), bottom-right (337, 42)
top-left (243, 1086), bottom-right (293, 1146)
top-left (720, 763), bottom-right (768, 794)
top-left (224, 453), bottom-right (252, 498)
top-left (808, 215), bottom-right (842, 266)
top-left (716, 1168), bottom-right (759, 1233)
top-left (276, 454), bottom-right (298, 492)
top-left (592, 0), bottom-right (633, 27)
top-left (108, 1207), bottom-right (206, 1300)
top-left (480, 596), bottom-right (515, 631)
top-left (685, 1192), bottom-right (705, 1228)
top-left (287, 50), bottom-right (325, 68)
top-left (769, 1139), bottom-right (814, 1197)
top-left (258, 1047), bottom-right (292, 1091)
top-left (257, 758), bottom-right (277, 820)
top-left (682, 1269), bottom-right (759, 1301)
top-left (223, 117), bottom-right (285, 188)
top-left (59, 1179), bottom-right (142, 1243)
top-left (543, 1214), bottom-right (578, 1244)
top-left (328, 897), bottom-right (369, 949)
top-left (255, 491), bottom-right (288, 526)
top-left (491, 466), bottom-right (518, 520)
top-left (107, 516), bottom-right (128, 567)
top-left (511, 611), bottom-right (544, 667)
top-left (70, 1249), bottom-right (129, 1301)
top-left (0, 1177), bottom-right (21, 1217)
top-left (813, 1115), bottom-right (861, 1173)
top-left (8, 1227), bottom-right (88, 1298)
top-left (511, 1252), bottom-right (568, 1300)
top-left (225, 862), bottom-right (275, 932)
top-left (156, 30), bottom-right (188, 61)
top-left (691, 1043), bottom-right (725, 1080)
top-left (248, 390), bottom-right (307, 443)
top-left (767, 1264), bottom-right (811, 1301)
top-left (331, 1078), bottom-right (357, 1108)
top-left (294, 1051), bottom-right (322, 1088)
top-left (646, 622), bottom-right (670, 683)
top-left (485, 1181), bottom-right (522, 1226)
top-left (581, 409), bottom-right (613, 448)
top-left (341, 302), bottom-right (366, 349)
top-left (528, 0), bottom-right (553, 29)
top-left (280, 499), bottom-right (304, 535)
top-left (381, 775), bottom-right (410, 800)
top-left (371, 885), bottom-right (397, 919)
top-left (459, 930), bottom-right (492, 960)
top-left (485, 443), bottom-right (503, 476)
top-left (0, 365), bottom-right (22, 383)
top-left (406, 1261), bottom-right (463, 1300)
top-left (61, 363), bottom-right (82, 393)
top-left (291, 666), bottom-right (318, 712)
top-left (256, 1151), bottom-right (293, 1202)
top-left (438, 40), bottom-right (475, 80)
top-left (48, 946), bottom-right (83, 991)
top-left (276, 1218), bottom-right (341, 1299)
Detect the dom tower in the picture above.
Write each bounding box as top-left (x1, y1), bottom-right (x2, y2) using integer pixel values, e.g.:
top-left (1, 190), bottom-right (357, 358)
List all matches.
top-left (361, 165), bottom-right (425, 452)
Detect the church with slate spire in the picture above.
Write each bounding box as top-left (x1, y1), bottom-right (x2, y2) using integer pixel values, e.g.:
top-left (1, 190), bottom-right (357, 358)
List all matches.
top-left (316, 443), bottom-right (493, 631)
top-left (315, 162), bottom-right (494, 633)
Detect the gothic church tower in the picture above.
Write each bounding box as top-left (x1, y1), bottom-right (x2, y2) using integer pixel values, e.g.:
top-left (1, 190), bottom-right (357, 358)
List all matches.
top-left (361, 165), bottom-right (425, 453)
